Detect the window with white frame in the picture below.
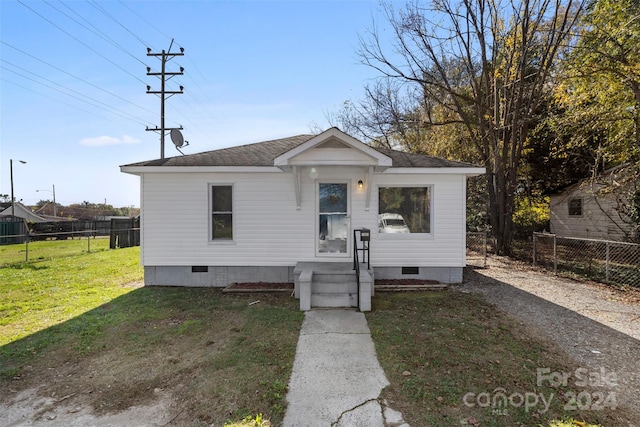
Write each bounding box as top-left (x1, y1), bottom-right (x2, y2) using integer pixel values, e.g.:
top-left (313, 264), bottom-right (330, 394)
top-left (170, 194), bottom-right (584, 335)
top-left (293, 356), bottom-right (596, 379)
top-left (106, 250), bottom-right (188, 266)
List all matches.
top-left (378, 187), bottom-right (431, 234)
top-left (211, 185), bottom-right (233, 240)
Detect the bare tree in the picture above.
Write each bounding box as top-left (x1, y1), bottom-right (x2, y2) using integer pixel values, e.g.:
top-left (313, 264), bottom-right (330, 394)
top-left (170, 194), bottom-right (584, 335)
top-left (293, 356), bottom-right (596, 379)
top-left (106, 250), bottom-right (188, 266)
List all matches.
top-left (354, 0), bottom-right (584, 254)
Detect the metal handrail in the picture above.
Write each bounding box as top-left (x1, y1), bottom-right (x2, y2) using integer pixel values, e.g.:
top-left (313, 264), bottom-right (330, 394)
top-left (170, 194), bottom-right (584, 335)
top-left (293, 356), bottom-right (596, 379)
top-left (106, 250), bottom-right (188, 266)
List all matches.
top-left (354, 235), bottom-right (360, 310)
top-left (353, 228), bottom-right (371, 311)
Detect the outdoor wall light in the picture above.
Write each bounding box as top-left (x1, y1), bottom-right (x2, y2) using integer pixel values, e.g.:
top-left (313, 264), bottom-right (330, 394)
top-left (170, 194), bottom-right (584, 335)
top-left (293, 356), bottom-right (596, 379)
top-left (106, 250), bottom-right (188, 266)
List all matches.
top-left (309, 167), bottom-right (319, 179)
top-left (357, 180), bottom-right (364, 189)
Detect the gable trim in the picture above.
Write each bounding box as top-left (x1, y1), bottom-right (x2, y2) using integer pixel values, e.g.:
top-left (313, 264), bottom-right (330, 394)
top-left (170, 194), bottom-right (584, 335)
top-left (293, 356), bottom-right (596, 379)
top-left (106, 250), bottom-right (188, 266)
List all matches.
top-left (273, 127), bottom-right (392, 171)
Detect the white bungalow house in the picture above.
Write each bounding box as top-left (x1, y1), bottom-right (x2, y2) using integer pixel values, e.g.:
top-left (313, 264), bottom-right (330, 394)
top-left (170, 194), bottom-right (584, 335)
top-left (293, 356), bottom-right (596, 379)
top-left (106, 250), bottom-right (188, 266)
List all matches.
top-left (121, 127), bottom-right (485, 311)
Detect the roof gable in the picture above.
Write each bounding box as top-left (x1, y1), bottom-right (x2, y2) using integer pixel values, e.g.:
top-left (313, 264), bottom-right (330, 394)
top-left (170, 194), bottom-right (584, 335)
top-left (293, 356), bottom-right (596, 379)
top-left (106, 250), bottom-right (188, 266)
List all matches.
top-left (274, 128), bottom-right (392, 171)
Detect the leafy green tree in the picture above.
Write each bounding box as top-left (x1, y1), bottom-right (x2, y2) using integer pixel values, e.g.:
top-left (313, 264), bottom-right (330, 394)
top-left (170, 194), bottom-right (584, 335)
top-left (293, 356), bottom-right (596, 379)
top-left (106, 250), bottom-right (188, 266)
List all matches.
top-left (553, 0), bottom-right (640, 164)
top-left (551, 0), bottom-right (640, 241)
top-left (342, 0), bottom-right (584, 254)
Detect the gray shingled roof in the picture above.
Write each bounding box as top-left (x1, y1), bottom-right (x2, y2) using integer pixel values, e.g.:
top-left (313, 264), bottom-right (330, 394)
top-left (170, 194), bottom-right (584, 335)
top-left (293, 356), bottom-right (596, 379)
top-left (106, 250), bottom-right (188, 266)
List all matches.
top-left (122, 134), bottom-right (480, 169)
top-left (373, 146), bottom-right (479, 168)
top-left (124, 134), bottom-right (314, 167)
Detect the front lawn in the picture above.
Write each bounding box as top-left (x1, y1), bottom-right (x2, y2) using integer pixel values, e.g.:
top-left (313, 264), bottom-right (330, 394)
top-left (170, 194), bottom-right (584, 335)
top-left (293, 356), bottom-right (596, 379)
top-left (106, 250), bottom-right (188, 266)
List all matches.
top-left (2, 241), bottom-right (632, 425)
top-left (367, 291), bottom-right (627, 426)
top-left (0, 243), bottom-right (303, 425)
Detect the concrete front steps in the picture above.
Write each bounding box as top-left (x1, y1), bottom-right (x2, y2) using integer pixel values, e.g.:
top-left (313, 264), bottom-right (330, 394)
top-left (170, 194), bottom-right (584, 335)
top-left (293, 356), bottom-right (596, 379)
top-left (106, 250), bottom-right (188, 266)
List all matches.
top-left (294, 262), bottom-right (373, 311)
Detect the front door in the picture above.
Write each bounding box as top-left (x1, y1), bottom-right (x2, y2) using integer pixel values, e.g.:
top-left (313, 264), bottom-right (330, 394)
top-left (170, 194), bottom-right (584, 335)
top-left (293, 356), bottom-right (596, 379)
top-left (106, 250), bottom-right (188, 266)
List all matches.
top-left (317, 182), bottom-right (349, 256)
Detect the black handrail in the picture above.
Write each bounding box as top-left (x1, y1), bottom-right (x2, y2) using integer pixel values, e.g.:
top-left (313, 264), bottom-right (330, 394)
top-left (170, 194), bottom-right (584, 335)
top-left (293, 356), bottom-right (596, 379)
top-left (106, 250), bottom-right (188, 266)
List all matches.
top-left (353, 228), bottom-right (371, 311)
top-left (353, 230), bottom-right (361, 310)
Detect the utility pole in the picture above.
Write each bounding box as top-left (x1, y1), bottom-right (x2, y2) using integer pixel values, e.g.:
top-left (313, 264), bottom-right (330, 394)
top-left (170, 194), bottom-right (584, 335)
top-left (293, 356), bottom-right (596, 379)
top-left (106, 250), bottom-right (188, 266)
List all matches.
top-left (146, 39), bottom-right (184, 159)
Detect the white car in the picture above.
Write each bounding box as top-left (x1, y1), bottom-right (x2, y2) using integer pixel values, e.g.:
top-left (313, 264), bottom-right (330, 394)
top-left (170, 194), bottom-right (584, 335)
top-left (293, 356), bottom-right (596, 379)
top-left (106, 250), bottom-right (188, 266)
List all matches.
top-left (378, 213), bottom-right (410, 233)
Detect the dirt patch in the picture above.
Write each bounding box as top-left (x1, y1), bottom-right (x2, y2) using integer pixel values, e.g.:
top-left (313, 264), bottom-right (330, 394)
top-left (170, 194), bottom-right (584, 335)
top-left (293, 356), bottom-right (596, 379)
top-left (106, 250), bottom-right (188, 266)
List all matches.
top-left (3, 386), bottom-right (173, 426)
top-left (1, 290), bottom-right (303, 426)
top-left (374, 279), bottom-right (440, 286)
top-left (224, 282), bottom-right (294, 292)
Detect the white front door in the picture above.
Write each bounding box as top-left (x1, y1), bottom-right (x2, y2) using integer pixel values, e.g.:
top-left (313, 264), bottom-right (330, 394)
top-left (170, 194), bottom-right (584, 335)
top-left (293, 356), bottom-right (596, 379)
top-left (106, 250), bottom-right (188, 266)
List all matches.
top-left (317, 182), bottom-right (349, 256)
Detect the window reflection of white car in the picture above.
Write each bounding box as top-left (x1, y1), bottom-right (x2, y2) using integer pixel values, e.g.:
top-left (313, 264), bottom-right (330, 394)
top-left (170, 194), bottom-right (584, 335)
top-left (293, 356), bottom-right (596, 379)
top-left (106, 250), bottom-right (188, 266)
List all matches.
top-left (378, 213), bottom-right (410, 233)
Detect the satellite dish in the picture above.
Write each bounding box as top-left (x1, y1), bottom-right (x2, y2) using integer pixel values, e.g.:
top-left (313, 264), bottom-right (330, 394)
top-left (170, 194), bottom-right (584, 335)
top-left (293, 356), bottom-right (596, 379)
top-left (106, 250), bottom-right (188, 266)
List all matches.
top-left (170, 129), bottom-right (185, 148)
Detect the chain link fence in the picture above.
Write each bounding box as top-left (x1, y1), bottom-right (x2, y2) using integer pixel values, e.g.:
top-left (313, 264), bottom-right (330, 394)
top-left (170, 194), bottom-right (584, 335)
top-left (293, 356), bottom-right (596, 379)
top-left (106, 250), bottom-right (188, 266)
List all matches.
top-left (533, 233), bottom-right (640, 288)
top-left (0, 219), bottom-right (140, 264)
top-left (466, 231), bottom-right (640, 288)
top-left (466, 231), bottom-right (488, 268)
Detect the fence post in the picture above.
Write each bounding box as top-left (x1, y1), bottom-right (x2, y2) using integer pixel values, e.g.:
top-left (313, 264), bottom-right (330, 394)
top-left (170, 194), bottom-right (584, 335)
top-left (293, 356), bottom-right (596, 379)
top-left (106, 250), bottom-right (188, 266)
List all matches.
top-left (25, 230), bottom-right (30, 262)
top-left (483, 231), bottom-right (487, 268)
top-left (532, 233), bottom-right (537, 266)
top-left (553, 234), bottom-right (557, 275)
top-left (605, 242), bottom-right (610, 283)
top-left (87, 232), bottom-right (91, 253)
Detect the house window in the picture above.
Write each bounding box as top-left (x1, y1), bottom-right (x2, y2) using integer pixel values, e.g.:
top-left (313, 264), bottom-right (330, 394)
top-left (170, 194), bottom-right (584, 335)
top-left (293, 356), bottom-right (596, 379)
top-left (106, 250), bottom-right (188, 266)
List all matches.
top-left (378, 187), bottom-right (431, 234)
top-left (568, 198), bottom-right (582, 217)
top-left (211, 185), bottom-right (233, 240)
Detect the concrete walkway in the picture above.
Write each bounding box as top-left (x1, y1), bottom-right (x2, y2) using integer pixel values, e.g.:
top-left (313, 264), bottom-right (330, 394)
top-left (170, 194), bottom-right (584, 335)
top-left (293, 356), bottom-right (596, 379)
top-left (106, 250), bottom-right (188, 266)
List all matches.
top-left (283, 309), bottom-right (410, 427)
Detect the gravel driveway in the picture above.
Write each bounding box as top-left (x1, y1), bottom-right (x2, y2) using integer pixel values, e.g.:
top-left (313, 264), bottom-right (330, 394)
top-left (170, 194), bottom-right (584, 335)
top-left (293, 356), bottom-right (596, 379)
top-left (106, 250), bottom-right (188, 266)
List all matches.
top-left (459, 256), bottom-right (640, 426)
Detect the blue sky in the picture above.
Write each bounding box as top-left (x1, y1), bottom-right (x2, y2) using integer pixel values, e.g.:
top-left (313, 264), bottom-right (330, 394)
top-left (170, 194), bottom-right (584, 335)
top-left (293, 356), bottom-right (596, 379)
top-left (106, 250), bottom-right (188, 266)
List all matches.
top-left (1, 0), bottom-right (396, 208)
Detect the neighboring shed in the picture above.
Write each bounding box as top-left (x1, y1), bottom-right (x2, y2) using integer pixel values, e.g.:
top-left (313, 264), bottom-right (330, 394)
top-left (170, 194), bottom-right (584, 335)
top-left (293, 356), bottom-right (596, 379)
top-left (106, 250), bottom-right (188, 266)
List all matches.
top-left (121, 128), bottom-right (485, 310)
top-left (549, 163), bottom-right (639, 242)
top-left (0, 202), bottom-right (48, 223)
top-left (0, 202), bottom-right (46, 245)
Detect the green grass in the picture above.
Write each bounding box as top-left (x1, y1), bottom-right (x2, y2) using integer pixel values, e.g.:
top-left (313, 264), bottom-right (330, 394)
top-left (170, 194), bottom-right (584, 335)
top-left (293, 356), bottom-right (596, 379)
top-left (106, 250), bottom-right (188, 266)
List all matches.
top-left (0, 241), bottom-right (304, 425)
top-left (0, 240), bottom-right (142, 346)
top-left (0, 237), bottom-right (110, 266)
top-left (367, 292), bottom-right (623, 427)
top-left (1, 240), bottom-right (629, 425)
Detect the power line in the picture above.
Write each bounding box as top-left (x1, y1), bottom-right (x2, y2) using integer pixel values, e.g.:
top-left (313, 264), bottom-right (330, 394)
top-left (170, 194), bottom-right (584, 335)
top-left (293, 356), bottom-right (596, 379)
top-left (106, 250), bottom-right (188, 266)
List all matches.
top-left (88, 0), bottom-right (151, 49)
top-left (173, 68), bottom-right (217, 120)
top-left (117, 0), bottom-right (172, 47)
top-left (1, 41), bottom-right (156, 117)
top-left (50, 0), bottom-right (148, 68)
top-left (0, 76), bottom-right (151, 127)
top-left (17, 0), bottom-right (148, 86)
top-left (7, 1), bottom-right (214, 147)
top-left (0, 65), bottom-right (153, 127)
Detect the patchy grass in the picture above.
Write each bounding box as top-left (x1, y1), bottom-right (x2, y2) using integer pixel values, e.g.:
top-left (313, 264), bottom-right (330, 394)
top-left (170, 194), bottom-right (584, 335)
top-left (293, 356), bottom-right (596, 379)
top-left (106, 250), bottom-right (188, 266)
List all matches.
top-left (367, 291), bottom-right (628, 427)
top-left (0, 242), bottom-right (303, 425)
top-left (3, 239), bottom-right (630, 425)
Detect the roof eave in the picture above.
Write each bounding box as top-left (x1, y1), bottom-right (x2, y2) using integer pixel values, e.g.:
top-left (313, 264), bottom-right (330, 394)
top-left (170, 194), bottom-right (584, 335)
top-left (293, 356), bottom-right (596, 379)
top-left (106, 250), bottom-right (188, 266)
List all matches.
top-left (120, 165), bottom-right (283, 174)
top-left (382, 167), bottom-right (486, 175)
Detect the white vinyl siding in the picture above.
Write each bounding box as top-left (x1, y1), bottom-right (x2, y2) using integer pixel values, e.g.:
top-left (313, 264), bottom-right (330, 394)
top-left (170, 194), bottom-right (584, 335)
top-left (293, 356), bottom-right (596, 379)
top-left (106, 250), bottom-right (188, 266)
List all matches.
top-left (140, 171), bottom-right (313, 266)
top-left (550, 188), bottom-right (633, 241)
top-left (139, 168), bottom-right (467, 268)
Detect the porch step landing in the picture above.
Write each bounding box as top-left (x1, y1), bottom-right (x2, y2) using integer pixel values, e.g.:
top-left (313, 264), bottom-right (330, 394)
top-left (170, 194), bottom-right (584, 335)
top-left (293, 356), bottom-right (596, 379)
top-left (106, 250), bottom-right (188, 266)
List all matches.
top-left (294, 262), bottom-right (372, 311)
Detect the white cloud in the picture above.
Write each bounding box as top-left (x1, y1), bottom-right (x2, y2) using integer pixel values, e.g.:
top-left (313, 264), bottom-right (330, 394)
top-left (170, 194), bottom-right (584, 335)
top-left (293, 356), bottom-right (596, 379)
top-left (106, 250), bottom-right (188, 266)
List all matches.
top-left (80, 135), bottom-right (142, 147)
top-left (122, 135), bottom-right (141, 144)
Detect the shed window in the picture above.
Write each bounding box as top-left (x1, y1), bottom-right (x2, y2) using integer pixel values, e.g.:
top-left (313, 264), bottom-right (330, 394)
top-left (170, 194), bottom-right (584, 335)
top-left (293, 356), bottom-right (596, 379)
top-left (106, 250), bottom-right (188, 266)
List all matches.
top-left (568, 198), bottom-right (582, 217)
top-left (378, 187), bottom-right (431, 234)
top-left (211, 185), bottom-right (233, 240)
